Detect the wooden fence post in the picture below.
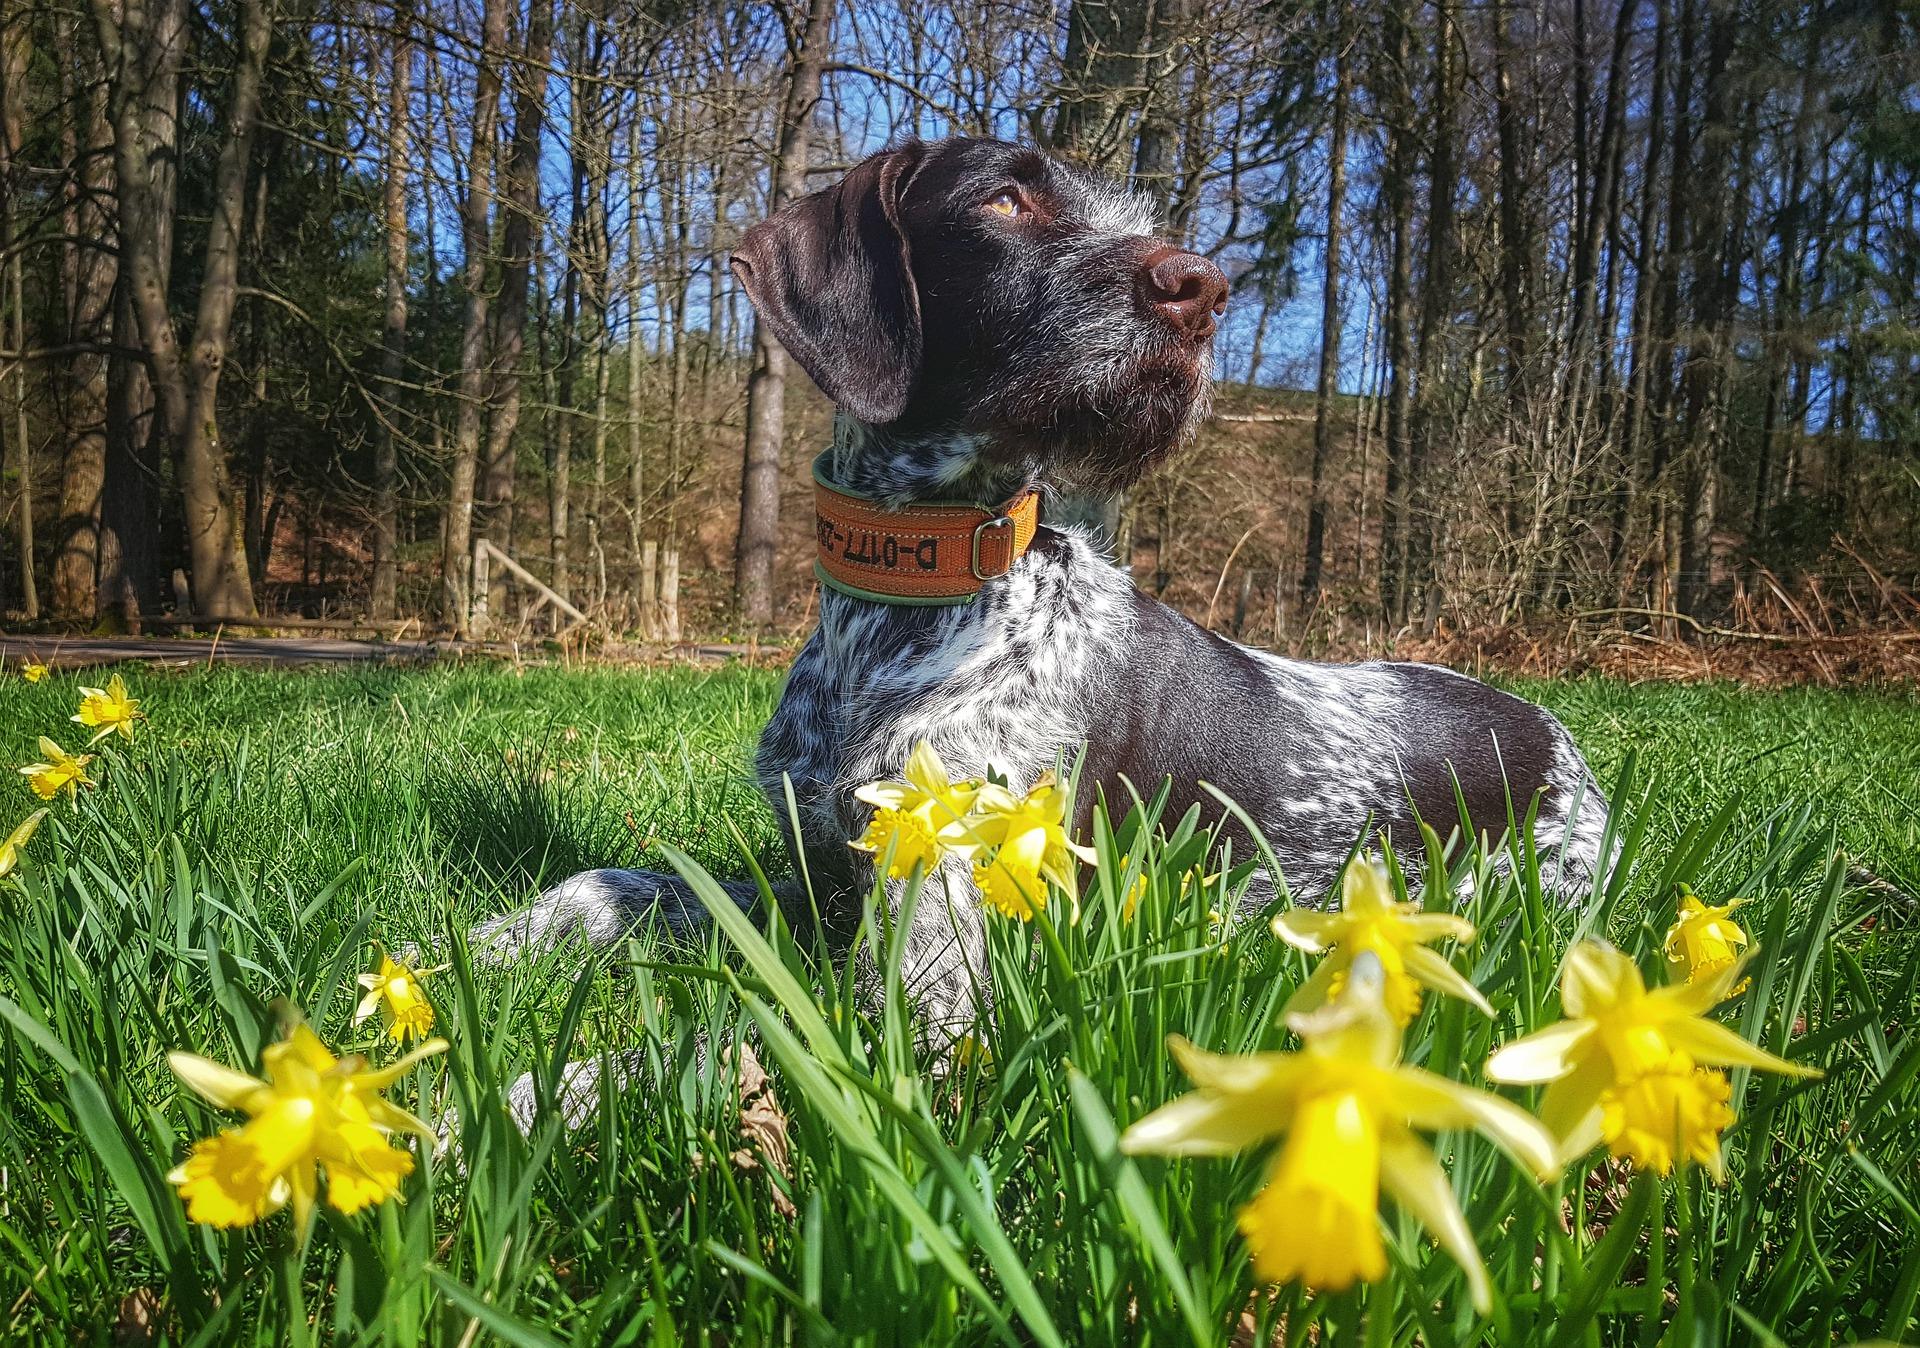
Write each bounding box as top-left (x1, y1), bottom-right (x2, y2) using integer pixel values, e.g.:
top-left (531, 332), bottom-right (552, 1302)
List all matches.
top-left (471, 536), bottom-right (490, 638)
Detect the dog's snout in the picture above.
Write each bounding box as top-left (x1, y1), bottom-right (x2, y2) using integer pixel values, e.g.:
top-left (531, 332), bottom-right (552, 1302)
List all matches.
top-left (1137, 247), bottom-right (1229, 339)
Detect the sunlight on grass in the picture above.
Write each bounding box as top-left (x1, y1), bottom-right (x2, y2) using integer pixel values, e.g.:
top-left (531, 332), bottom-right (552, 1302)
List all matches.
top-left (0, 662), bottom-right (1915, 1343)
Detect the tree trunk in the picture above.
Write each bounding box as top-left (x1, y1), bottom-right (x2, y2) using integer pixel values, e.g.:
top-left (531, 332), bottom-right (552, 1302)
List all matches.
top-left (440, 0), bottom-right (508, 629)
top-left (1299, 35), bottom-right (1349, 608)
top-left (735, 0), bottom-right (838, 627)
top-left (91, 0), bottom-right (266, 618)
top-left (1, 2), bottom-right (35, 617)
top-left (1612, 0), bottom-right (1669, 594)
top-left (53, 14), bottom-right (115, 620)
top-left (1674, 3), bottom-right (1736, 619)
top-left (1491, 0), bottom-right (1531, 415)
top-left (479, 0), bottom-right (554, 620)
top-left (1378, 0), bottom-right (1417, 624)
top-left (1403, 0), bottom-right (1457, 625)
top-left (371, 0), bottom-right (410, 619)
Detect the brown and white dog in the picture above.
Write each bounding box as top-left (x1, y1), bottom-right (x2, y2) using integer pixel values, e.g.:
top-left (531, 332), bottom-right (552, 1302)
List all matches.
top-left (465, 138), bottom-right (1608, 1119)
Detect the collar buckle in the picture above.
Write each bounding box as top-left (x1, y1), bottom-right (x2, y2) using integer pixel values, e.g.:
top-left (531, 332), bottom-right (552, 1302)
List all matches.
top-left (970, 515), bottom-right (1016, 581)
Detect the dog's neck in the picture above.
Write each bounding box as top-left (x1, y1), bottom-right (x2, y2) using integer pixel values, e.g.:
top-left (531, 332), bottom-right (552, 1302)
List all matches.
top-left (825, 414), bottom-right (1037, 510)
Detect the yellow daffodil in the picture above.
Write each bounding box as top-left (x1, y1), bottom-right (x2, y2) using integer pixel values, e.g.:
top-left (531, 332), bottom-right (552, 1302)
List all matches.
top-left (940, 772), bottom-right (1095, 920)
top-left (355, 950), bottom-right (448, 1044)
top-left (1272, 856), bottom-right (1491, 1026)
top-left (167, 1020), bottom-right (447, 1228)
top-left (851, 742), bottom-right (982, 879)
top-left (1484, 939), bottom-right (1819, 1171)
top-left (74, 673), bottom-right (143, 743)
top-left (0, 809), bottom-right (48, 879)
top-left (1664, 889), bottom-right (1750, 991)
top-left (21, 663), bottom-right (48, 683)
top-left (952, 1033), bottom-right (995, 1074)
top-left (1122, 955), bottom-right (1556, 1313)
top-left (20, 738), bottom-right (95, 801)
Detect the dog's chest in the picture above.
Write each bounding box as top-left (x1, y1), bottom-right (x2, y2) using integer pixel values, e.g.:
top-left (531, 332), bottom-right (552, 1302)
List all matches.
top-left (756, 532), bottom-right (1133, 854)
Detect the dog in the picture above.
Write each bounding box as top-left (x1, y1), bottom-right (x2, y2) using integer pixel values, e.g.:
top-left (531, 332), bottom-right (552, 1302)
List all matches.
top-left (467, 137), bottom-right (1608, 1099)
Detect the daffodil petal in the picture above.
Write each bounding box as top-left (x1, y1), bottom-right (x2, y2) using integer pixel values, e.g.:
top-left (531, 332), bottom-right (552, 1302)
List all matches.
top-left (1664, 948), bottom-right (1761, 1014)
top-left (168, 1052), bottom-right (269, 1112)
top-left (938, 813), bottom-right (1005, 848)
top-left (1559, 941), bottom-right (1640, 1018)
top-left (902, 741), bottom-right (949, 794)
top-left (364, 1096), bottom-right (438, 1142)
top-left (1166, 1035), bottom-right (1300, 1096)
top-left (1388, 1066), bottom-right (1559, 1180)
top-left (348, 1037), bottom-right (451, 1092)
top-left (280, 1023), bottom-right (340, 1074)
top-left (1662, 1017), bottom-right (1822, 1078)
top-left (1119, 1091), bottom-right (1285, 1156)
top-left (1537, 1053), bottom-right (1612, 1161)
top-left (1484, 1020), bottom-right (1596, 1084)
top-left (1378, 1132), bottom-right (1493, 1317)
top-left (1398, 912), bottom-right (1478, 944)
top-left (1401, 944), bottom-right (1495, 1016)
top-left (1271, 908), bottom-right (1346, 952)
top-left (854, 783), bottom-right (914, 810)
top-left (288, 1162), bottom-right (317, 1233)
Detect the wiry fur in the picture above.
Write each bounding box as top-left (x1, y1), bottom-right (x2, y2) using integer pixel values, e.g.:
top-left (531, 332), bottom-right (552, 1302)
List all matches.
top-left (465, 137), bottom-right (1611, 1115)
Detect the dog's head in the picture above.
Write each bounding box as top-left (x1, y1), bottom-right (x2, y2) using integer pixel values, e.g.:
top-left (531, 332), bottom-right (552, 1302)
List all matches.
top-left (730, 137), bottom-right (1227, 497)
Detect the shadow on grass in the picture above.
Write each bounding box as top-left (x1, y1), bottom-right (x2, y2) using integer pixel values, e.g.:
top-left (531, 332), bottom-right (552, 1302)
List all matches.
top-left (420, 737), bottom-right (783, 894)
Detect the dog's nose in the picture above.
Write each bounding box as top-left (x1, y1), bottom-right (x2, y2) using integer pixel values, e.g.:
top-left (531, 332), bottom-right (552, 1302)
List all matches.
top-left (1137, 247), bottom-right (1230, 339)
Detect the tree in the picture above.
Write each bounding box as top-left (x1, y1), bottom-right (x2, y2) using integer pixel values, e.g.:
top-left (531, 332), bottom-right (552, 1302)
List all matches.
top-left (89, 0), bottom-right (271, 617)
top-left (1299, 28), bottom-right (1351, 608)
top-left (736, 0), bottom-right (838, 628)
top-left (441, 0), bottom-right (509, 630)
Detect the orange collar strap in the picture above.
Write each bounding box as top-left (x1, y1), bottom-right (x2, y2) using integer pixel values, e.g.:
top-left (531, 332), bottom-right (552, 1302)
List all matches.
top-left (812, 453), bottom-right (1042, 605)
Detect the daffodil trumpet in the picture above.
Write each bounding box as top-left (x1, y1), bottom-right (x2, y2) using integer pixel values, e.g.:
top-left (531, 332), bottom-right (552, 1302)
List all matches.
top-left (1484, 939), bottom-right (1819, 1174)
top-left (1272, 855), bottom-right (1492, 1026)
top-left (1122, 954), bottom-right (1556, 1314)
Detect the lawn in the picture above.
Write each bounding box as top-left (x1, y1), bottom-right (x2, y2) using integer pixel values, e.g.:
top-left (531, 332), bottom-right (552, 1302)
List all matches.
top-left (1, 661), bottom-right (1916, 1345)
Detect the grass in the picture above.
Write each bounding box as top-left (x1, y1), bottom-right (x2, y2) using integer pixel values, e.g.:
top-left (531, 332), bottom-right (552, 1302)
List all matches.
top-left (0, 660), bottom-right (1916, 1345)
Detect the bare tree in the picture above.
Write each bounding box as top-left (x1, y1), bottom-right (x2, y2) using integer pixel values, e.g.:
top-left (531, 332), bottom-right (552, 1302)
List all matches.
top-left (370, 0), bottom-right (412, 620)
top-left (90, 0), bottom-right (271, 616)
top-left (441, 0), bottom-right (509, 629)
top-left (736, 0), bottom-right (839, 627)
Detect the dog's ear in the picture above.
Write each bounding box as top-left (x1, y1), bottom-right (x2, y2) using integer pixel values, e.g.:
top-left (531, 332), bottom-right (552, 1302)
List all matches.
top-left (730, 142), bottom-right (925, 424)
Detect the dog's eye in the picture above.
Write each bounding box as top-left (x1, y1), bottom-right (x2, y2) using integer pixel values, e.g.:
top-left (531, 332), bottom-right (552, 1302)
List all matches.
top-left (984, 191), bottom-right (1024, 218)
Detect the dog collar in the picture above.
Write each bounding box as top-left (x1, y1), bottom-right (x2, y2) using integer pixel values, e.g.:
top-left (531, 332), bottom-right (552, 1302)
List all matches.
top-left (812, 452), bottom-right (1041, 605)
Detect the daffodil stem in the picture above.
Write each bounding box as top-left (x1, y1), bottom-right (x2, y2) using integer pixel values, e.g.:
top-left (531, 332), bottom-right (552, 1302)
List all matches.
top-left (1542, 1176), bottom-right (1565, 1304)
top-left (1673, 1164), bottom-right (1696, 1336)
top-left (278, 1230), bottom-right (313, 1348)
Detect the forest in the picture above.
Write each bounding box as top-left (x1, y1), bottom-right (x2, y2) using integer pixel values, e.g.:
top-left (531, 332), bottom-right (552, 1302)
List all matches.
top-left (0, 0), bottom-right (1915, 644)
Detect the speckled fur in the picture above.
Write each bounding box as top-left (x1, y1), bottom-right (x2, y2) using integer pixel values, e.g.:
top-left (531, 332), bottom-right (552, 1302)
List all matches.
top-left (465, 137), bottom-right (1612, 1115)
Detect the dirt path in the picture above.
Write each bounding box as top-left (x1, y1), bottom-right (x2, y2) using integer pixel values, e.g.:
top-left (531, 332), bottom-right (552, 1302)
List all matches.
top-left (1, 633), bottom-right (459, 670)
top-left (0, 632), bottom-right (779, 671)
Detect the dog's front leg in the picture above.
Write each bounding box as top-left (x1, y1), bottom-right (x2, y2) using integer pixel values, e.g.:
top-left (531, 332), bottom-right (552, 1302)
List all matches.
top-left (465, 868), bottom-right (789, 964)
